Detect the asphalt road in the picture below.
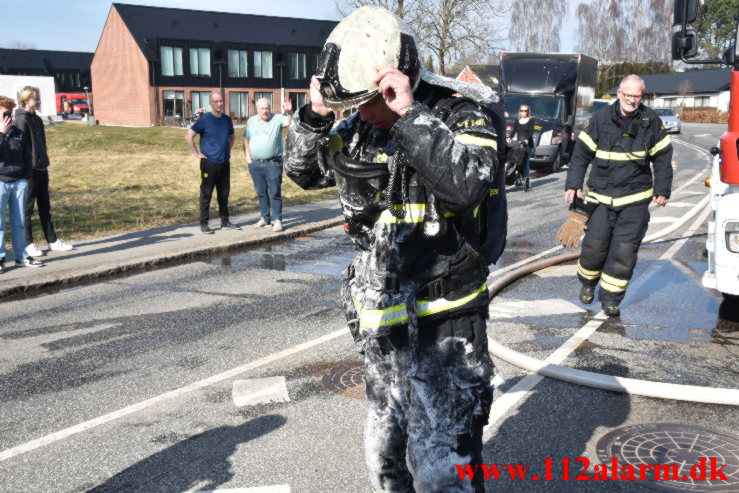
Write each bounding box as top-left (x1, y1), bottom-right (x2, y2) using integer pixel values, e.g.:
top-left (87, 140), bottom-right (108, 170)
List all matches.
top-left (1, 123), bottom-right (737, 493)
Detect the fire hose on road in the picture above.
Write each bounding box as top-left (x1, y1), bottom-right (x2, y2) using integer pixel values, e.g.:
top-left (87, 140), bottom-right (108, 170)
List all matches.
top-left (486, 192), bottom-right (739, 406)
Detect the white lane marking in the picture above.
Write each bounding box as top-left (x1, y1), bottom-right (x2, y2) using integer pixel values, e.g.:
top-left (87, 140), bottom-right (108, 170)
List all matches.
top-left (233, 377), bottom-right (290, 406)
top-left (672, 138), bottom-right (713, 159)
top-left (484, 204), bottom-right (711, 437)
top-left (680, 191), bottom-right (706, 196)
top-left (534, 264), bottom-right (577, 277)
top-left (187, 486), bottom-right (292, 493)
top-left (491, 299), bottom-right (585, 319)
top-left (0, 327), bottom-right (349, 462)
top-left (491, 374), bottom-right (506, 388)
top-left (650, 217), bottom-right (680, 224)
top-left (666, 201), bottom-right (697, 208)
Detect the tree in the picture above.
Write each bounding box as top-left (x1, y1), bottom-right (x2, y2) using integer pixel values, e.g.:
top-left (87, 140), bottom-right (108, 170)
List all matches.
top-left (337, 0), bottom-right (507, 75)
top-left (507, 0), bottom-right (567, 52)
top-left (2, 40), bottom-right (38, 49)
top-left (426, 54), bottom-right (435, 72)
top-left (698, 0), bottom-right (739, 60)
top-left (575, 0), bottom-right (672, 65)
top-left (678, 79), bottom-right (693, 108)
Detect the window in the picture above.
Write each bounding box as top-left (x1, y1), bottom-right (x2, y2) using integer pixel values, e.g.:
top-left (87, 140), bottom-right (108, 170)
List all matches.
top-left (163, 90), bottom-right (185, 117)
top-left (192, 91), bottom-right (212, 113)
top-left (254, 92), bottom-right (273, 109)
top-left (228, 50), bottom-right (248, 78)
top-left (254, 51), bottom-right (273, 78)
top-left (289, 53), bottom-right (307, 79)
top-left (289, 92), bottom-right (306, 109)
top-left (161, 46), bottom-right (183, 76)
top-left (189, 48), bottom-right (211, 77)
top-left (229, 92), bottom-right (249, 120)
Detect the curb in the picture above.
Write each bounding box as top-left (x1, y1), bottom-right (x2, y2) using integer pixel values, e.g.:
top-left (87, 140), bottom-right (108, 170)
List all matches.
top-left (0, 216), bottom-right (344, 299)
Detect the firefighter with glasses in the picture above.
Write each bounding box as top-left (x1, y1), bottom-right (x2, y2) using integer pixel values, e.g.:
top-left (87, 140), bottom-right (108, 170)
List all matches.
top-left (284, 6), bottom-right (506, 492)
top-left (564, 74), bottom-right (672, 316)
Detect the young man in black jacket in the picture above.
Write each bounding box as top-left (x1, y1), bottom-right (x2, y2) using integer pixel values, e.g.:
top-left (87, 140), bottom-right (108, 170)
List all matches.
top-left (0, 95), bottom-right (44, 271)
top-left (15, 86), bottom-right (74, 257)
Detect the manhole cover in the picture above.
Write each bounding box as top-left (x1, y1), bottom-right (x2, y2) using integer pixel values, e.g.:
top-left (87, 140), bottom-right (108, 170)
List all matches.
top-left (322, 361), bottom-right (365, 400)
top-left (596, 423), bottom-right (739, 492)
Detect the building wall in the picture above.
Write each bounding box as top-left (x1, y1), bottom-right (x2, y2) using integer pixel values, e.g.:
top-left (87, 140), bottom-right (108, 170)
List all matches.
top-left (646, 91), bottom-right (729, 112)
top-left (456, 66), bottom-right (482, 84)
top-left (91, 7), bottom-right (153, 126)
top-left (153, 86), bottom-right (309, 125)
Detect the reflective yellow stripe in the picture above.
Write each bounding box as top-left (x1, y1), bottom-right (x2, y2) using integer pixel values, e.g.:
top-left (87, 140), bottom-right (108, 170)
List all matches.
top-left (601, 272), bottom-right (629, 288)
top-left (587, 188), bottom-right (653, 207)
top-left (416, 282), bottom-right (487, 317)
top-left (454, 133), bottom-right (498, 150)
top-left (612, 188), bottom-right (653, 207)
top-left (577, 262), bottom-right (601, 280)
top-left (649, 135), bottom-right (671, 156)
top-left (377, 204), bottom-right (427, 223)
top-left (359, 304), bottom-right (409, 329)
top-left (595, 150), bottom-right (646, 161)
top-left (354, 282), bottom-right (487, 330)
top-left (578, 131), bottom-right (597, 152)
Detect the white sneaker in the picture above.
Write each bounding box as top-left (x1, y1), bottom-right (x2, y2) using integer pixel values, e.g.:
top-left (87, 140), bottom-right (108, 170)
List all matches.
top-left (25, 243), bottom-right (43, 257)
top-left (272, 220), bottom-right (283, 232)
top-left (49, 239), bottom-right (74, 251)
top-left (253, 218), bottom-right (269, 229)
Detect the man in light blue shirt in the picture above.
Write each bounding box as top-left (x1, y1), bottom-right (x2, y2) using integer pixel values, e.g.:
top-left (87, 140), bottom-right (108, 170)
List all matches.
top-left (243, 97), bottom-right (292, 232)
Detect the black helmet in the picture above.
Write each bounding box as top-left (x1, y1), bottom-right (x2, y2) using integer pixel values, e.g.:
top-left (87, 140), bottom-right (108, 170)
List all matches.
top-left (315, 6), bottom-right (422, 112)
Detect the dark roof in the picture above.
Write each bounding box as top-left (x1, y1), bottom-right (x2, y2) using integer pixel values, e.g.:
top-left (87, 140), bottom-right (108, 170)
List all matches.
top-left (0, 49), bottom-right (93, 73)
top-left (113, 3), bottom-right (338, 60)
top-left (607, 68), bottom-right (731, 95)
top-left (464, 64), bottom-right (500, 84)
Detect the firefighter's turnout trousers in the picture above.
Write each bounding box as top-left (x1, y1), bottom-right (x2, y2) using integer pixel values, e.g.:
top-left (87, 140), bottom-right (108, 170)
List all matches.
top-left (577, 202), bottom-right (650, 303)
top-left (363, 311), bottom-right (493, 493)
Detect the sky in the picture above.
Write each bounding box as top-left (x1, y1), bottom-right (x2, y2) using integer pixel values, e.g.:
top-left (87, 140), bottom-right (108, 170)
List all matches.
top-left (2, 0), bottom-right (579, 56)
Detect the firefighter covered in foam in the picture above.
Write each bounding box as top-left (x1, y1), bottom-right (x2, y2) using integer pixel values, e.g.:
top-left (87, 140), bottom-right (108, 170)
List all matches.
top-left (283, 6), bottom-right (506, 492)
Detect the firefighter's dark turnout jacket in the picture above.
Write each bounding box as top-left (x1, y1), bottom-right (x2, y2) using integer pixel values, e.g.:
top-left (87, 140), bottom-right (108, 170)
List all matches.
top-left (565, 101), bottom-right (673, 302)
top-left (283, 81), bottom-right (501, 493)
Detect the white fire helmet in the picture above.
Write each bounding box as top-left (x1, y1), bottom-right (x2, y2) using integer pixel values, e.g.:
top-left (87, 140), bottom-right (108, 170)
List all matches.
top-left (315, 6), bottom-right (422, 112)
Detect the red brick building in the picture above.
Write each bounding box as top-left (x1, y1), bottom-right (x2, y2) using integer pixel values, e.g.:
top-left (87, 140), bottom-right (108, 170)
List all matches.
top-left (92, 3), bottom-right (336, 126)
top-left (456, 64), bottom-right (500, 89)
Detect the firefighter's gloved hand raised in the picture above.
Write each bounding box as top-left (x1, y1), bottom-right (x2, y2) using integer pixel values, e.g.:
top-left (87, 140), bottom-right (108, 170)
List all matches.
top-left (310, 76), bottom-right (332, 117)
top-left (375, 66), bottom-right (415, 117)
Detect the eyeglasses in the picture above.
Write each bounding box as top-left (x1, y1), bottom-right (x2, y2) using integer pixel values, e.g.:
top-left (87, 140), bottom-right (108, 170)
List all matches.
top-left (519, 109), bottom-right (529, 113)
top-left (619, 90), bottom-right (642, 101)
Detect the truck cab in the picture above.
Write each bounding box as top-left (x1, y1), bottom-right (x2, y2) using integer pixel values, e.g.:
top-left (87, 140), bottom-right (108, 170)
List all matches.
top-left (500, 53), bottom-right (597, 172)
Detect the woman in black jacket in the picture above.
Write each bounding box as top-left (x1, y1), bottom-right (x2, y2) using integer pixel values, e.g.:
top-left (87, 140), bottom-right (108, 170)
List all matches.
top-left (509, 105), bottom-right (534, 191)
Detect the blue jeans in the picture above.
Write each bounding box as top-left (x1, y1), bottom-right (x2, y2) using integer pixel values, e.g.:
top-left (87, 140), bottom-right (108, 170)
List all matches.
top-left (248, 159), bottom-right (283, 221)
top-left (523, 146), bottom-right (533, 179)
top-left (0, 179), bottom-right (28, 260)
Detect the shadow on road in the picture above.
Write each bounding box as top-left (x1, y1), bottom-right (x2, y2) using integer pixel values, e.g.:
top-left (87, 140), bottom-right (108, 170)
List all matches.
top-left (483, 363), bottom-right (637, 492)
top-left (88, 414), bottom-right (287, 492)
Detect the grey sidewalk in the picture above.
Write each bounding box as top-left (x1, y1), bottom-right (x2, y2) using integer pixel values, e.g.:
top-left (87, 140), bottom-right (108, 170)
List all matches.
top-left (0, 199), bottom-right (343, 298)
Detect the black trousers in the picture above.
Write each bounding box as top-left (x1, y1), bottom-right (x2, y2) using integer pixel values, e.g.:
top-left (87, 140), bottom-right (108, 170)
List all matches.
top-left (199, 159), bottom-right (230, 226)
top-left (25, 169), bottom-right (58, 245)
top-left (577, 202), bottom-right (650, 303)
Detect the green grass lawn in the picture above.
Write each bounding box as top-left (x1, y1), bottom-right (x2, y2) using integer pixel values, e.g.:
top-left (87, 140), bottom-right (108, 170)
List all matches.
top-left (23, 123), bottom-right (336, 241)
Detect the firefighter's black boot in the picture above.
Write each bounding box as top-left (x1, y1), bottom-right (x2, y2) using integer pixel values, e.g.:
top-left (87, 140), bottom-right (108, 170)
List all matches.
top-left (603, 303), bottom-right (620, 317)
top-left (579, 284), bottom-right (595, 305)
